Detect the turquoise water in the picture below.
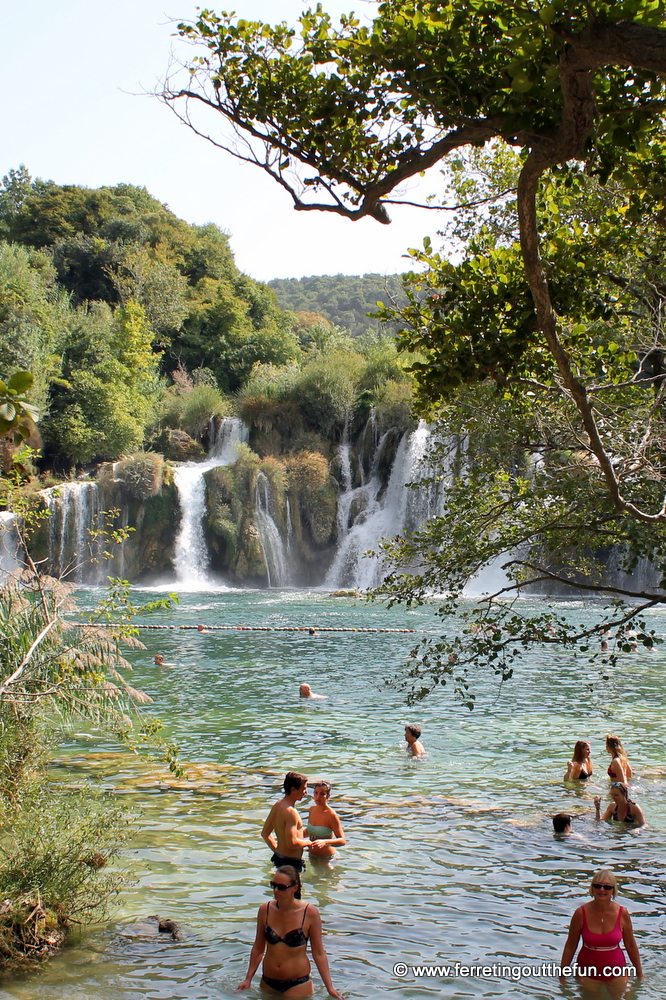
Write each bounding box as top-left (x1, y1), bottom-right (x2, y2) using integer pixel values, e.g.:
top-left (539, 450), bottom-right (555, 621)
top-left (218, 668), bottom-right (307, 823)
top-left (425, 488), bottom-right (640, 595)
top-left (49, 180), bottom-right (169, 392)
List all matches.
top-left (2, 588), bottom-right (666, 1000)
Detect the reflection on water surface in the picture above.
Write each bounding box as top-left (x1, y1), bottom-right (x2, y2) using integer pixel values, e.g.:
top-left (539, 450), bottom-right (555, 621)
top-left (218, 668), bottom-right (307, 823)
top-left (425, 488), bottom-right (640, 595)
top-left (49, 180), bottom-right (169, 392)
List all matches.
top-left (4, 590), bottom-right (666, 999)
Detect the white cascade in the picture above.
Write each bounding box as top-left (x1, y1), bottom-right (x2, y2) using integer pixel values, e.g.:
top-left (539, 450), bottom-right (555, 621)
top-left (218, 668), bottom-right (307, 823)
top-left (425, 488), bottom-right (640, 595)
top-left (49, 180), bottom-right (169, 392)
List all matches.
top-left (41, 481), bottom-right (101, 582)
top-left (0, 512), bottom-right (21, 579)
top-left (338, 416), bottom-right (354, 492)
top-left (325, 421), bottom-right (441, 591)
top-left (172, 417), bottom-right (248, 588)
top-left (255, 471), bottom-right (288, 587)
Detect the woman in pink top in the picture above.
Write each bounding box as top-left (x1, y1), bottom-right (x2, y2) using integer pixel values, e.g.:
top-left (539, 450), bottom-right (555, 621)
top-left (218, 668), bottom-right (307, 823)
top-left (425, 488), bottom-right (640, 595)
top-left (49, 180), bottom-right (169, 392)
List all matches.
top-left (560, 869), bottom-right (643, 990)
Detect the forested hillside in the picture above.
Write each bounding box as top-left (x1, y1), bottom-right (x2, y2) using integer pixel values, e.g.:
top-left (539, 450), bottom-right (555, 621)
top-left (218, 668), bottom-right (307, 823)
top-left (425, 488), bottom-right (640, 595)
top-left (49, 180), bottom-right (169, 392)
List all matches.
top-left (0, 167), bottom-right (413, 473)
top-left (268, 273), bottom-right (407, 338)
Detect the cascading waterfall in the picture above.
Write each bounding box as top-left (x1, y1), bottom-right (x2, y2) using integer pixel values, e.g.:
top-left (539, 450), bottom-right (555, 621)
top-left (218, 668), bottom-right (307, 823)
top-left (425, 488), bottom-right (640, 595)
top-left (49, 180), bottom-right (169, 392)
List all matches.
top-left (255, 472), bottom-right (288, 587)
top-left (325, 421), bottom-right (442, 591)
top-left (172, 417), bottom-right (249, 588)
top-left (338, 416), bottom-right (354, 492)
top-left (41, 481), bottom-right (102, 582)
top-left (0, 512), bottom-right (21, 579)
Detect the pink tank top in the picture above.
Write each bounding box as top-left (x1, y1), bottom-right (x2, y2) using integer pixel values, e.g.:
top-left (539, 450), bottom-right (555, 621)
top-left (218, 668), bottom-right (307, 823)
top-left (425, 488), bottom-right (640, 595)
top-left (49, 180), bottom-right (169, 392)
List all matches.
top-left (577, 906), bottom-right (626, 980)
top-left (581, 905), bottom-right (624, 949)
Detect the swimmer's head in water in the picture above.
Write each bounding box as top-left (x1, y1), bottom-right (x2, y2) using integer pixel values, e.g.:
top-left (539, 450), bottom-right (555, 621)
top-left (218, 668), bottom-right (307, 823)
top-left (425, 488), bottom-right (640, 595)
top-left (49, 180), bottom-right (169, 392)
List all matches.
top-left (154, 655), bottom-right (164, 665)
top-left (552, 812), bottom-right (572, 833)
top-left (405, 724), bottom-right (422, 740)
top-left (610, 781), bottom-right (629, 803)
top-left (283, 771), bottom-right (308, 796)
top-left (299, 683), bottom-right (312, 697)
top-left (589, 869), bottom-right (617, 898)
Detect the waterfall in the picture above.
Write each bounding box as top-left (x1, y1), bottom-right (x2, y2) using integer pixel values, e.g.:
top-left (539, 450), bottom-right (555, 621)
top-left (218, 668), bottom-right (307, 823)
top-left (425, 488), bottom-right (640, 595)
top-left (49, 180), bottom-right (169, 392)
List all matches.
top-left (255, 472), bottom-right (288, 587)
top-left (285, 497), bottom-right (293, 561)
top-left (338, 416), bottom-right (353, 492)
top-left (41, 481), bottom-right (102, 582)
top-left (325, 421), bottom-right (442, 591)
top-left (0, 512), bottom-right (21, 579)
top-left (172, 417), bottom-right (248, 588)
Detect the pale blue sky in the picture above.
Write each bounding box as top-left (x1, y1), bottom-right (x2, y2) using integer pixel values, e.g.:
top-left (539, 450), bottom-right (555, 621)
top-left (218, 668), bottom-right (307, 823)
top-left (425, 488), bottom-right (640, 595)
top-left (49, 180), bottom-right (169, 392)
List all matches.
top-left (0, 1), bottom-right (445, 281)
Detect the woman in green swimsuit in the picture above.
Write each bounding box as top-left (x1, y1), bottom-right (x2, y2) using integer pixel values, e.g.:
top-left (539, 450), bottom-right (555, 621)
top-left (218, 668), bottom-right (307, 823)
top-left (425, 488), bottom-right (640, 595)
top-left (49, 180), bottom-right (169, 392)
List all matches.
top-left (307, 782), bottom-right (346, 859)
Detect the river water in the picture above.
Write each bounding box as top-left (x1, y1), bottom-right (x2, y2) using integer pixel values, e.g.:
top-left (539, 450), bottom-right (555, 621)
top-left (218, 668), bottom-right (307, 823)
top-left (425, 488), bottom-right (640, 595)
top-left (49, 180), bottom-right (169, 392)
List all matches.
top-left (3, 589), bottom-right (666, 1000)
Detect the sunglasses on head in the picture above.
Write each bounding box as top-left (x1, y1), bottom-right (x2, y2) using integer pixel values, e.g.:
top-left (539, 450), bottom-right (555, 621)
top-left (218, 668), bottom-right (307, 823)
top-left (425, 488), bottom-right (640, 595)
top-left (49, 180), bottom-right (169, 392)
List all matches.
top-left (592, 883), bottom-right (614, 891)
top-left (270, 881), bottom-right (295, 891)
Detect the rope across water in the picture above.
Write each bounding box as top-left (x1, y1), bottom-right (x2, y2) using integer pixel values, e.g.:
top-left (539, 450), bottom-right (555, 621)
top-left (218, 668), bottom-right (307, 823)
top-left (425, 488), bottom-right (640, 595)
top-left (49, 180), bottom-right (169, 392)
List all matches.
top-left (69, 623), bottom-right (437, 634)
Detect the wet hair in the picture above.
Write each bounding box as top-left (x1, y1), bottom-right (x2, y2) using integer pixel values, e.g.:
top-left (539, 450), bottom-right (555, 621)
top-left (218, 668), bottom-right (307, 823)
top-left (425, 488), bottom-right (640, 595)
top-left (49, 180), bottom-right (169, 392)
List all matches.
top-left (611, 781), bottom-right (629, 798)
top-left (405, 724), bottom-right (422, 739)
top-left (572, 740), bottom-right (590, 763)
top-left (283, 771), bottom-right (308, 794)
top-left (606, 735), bottom-right (628, 760)
top-left (552, 813), bottom-right (572, 833)
top-left (276, 865), bottom-right (302, 899)
top-left (589, 869), bottom-right (617, 898)
top-left (313, 780), bottom-right (332, 797)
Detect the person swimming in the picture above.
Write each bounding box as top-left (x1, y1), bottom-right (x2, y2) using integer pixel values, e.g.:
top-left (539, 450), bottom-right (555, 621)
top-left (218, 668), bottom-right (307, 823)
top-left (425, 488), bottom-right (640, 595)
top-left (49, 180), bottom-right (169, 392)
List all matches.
top-left (595, 783), bottom-right (645, 826)
top-left (405, 723), bottom-right (424, 756)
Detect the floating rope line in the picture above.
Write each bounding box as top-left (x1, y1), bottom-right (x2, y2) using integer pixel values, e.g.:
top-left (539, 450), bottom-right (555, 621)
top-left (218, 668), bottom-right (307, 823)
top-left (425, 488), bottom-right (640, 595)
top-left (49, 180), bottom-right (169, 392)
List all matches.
top-left (68, 622), bottom-right (438, 634)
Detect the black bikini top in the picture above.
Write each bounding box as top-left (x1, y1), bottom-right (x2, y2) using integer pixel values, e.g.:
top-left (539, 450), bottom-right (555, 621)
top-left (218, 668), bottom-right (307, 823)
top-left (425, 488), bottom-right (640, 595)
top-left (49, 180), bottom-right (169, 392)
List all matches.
top-left (579, 769), bottom-right (590, 780)
top-left (264, 903), bottom-right (309, 947)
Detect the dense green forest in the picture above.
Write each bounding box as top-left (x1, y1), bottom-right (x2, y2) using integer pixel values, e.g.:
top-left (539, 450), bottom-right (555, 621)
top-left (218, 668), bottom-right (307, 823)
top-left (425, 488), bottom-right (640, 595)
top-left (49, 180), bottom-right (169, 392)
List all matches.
top-left (0, 167), bottom-right (412, 473)
top-left (268, 273), bottom-right (407, 338)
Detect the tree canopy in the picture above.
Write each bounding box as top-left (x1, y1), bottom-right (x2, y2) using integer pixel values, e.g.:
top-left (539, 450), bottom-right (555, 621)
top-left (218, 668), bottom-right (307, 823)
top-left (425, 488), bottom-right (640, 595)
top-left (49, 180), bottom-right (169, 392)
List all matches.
top-left (269, 273), bottom-right (408, 337)
top-left (167, 0), bottom-right (666, 696)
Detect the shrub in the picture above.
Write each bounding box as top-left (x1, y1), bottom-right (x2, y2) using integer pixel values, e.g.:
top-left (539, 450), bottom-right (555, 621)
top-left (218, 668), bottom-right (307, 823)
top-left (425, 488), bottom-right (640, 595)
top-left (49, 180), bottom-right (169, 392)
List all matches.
top-left (287, 451), bottom-right (337, 546)
top-left (375, 379), bottom-right (416, 433)
top-left (114, 452), bottom-right (164, 500)
top-left (158, 384), bottom-right (228, 439)
top-left (237, 394), bottom-right (303, 439)
top-left (292, 350), bottom-right (364, 434)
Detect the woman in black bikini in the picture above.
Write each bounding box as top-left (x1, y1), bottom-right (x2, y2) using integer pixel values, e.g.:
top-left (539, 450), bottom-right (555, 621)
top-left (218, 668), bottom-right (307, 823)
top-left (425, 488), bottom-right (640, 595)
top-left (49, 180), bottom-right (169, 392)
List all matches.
top-left (237, 866), bottom-right (343, 998)
top-left (564, 740), bottom-right (593, 781)
top-left (594, 782), bottom-right (646, 825)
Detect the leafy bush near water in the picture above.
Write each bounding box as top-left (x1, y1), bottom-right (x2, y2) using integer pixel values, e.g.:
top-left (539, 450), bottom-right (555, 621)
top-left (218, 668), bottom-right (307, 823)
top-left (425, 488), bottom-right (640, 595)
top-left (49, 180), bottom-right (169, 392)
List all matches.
top-left (0, 557), bottom-right (176, 970)
top-left (0, 749), bottom-right (132, 967)
top-left (113, 451), bottom-right (164, 500)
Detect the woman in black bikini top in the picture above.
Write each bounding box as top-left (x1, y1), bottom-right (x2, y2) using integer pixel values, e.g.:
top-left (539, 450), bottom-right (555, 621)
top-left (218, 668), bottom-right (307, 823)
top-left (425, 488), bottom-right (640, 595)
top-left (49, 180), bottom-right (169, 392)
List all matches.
top-left (594, 782), bottom-right (646, 826)
top-left (564, 740), bottom-right (593, 781)
top-left (237, 865), bottom-right (343, 998)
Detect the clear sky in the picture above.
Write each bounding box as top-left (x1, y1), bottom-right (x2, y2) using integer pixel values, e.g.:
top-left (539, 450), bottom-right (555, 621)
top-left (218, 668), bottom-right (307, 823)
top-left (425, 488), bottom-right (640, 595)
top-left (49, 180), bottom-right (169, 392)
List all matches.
top-left (0, 1), bottom-right (445, 282)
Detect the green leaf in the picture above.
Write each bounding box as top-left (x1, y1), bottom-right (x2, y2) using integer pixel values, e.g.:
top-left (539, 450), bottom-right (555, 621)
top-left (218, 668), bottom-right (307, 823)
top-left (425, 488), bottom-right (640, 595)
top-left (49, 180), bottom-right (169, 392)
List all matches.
top-left (7, 371), bottom-right (34, 393)
top-left (511, 73), bottom-right (533, 93)
top-left (539, 4), bottom-right (556, 24)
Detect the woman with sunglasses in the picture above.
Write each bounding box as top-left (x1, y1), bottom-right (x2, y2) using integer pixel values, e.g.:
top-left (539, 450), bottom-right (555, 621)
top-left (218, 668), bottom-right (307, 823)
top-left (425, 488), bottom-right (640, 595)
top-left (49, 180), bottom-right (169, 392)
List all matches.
top-left (237, 866), bottom-right (343, 998)
top-left (594, 783), bottom-right (646, 826)
top-left (560, 869), bottom-right (643, 990)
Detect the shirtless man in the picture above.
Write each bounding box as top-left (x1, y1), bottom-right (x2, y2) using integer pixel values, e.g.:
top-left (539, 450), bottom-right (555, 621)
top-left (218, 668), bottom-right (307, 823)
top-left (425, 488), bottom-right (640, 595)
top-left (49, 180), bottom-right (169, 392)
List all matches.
top-left (262, 771), bottom-right (312, 872)
top-left (405, 724), bottom-right (425, 757)
top-left (299, 683), bottom-right (327, 700)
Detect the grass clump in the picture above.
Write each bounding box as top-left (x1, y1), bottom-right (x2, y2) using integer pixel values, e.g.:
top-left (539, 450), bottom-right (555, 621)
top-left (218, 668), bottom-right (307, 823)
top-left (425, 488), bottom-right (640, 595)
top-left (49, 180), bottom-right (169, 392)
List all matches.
top-left (114, 451), bottom-right (164, 500)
